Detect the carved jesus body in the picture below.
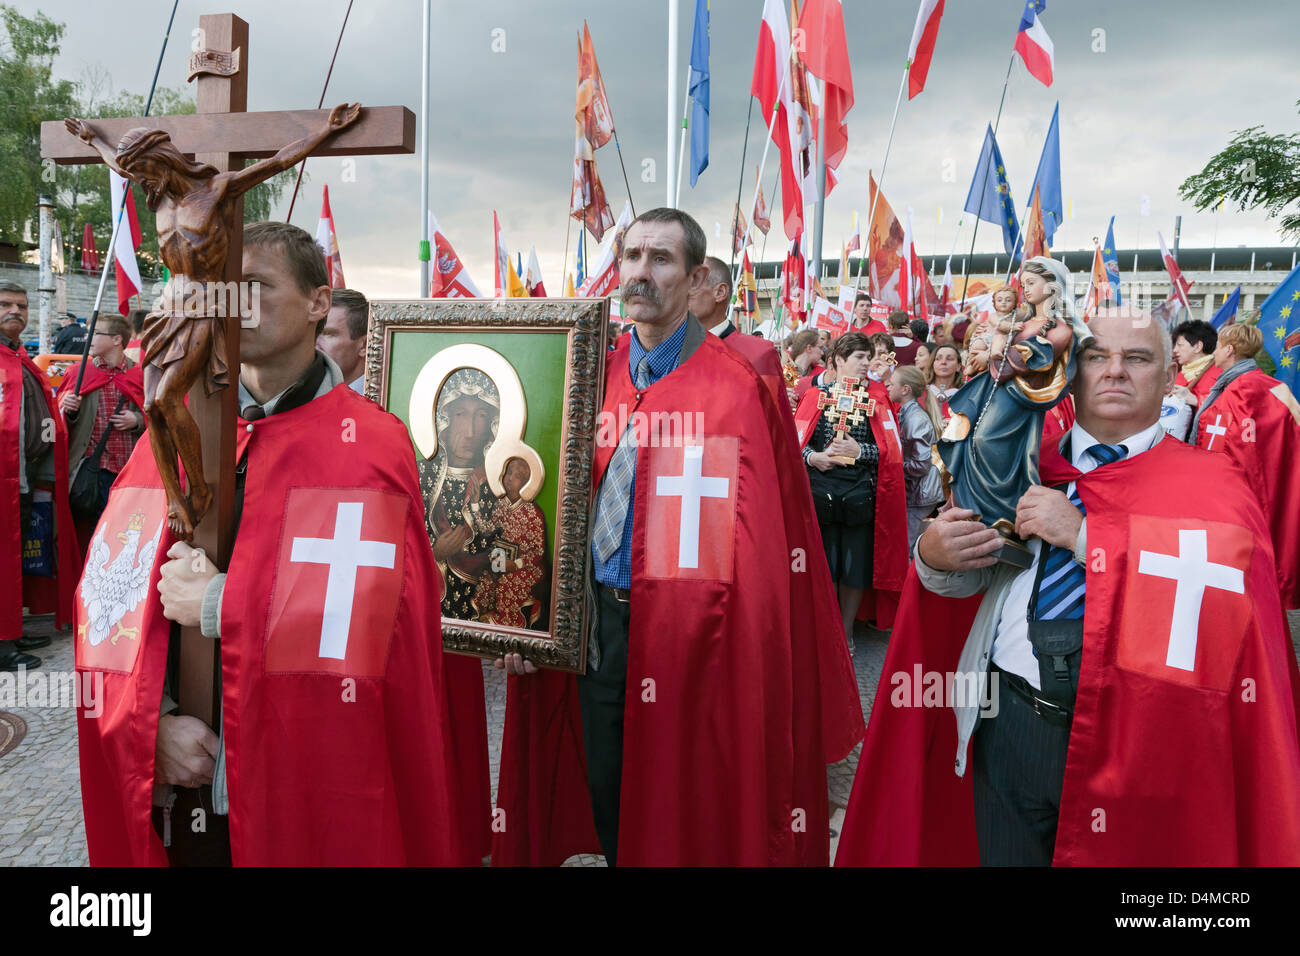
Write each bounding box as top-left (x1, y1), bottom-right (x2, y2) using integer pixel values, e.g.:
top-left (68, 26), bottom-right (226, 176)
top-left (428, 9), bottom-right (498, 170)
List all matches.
top-left (65, 103), bottom-right (361, 537)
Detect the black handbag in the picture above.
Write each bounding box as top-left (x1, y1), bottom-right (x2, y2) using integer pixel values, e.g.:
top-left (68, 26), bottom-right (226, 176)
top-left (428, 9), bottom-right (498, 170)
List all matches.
top-left (69, 393), bottom-right (130, 519)
top-left (841, 478), bottom-right (876, 526)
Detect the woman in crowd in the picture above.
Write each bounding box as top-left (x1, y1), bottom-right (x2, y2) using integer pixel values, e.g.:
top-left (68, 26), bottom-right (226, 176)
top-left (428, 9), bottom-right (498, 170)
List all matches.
top-left (1170, 319), bottom-right (1222, 409)
top-left (913, 341), bottom-right (933, 379)
top-left (888, 365), bottom-right (945, 550)
top-left (800, 332), bottom-right (878, 656)
top-left (925, 343), bottom-right (964, 422)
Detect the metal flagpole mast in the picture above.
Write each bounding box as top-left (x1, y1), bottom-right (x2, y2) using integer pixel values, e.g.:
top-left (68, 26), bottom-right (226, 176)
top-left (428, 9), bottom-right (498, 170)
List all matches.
top-left (418, 0), bottom-right (431, 296)
top-left (852, 63), bottom-right (908, 292)
top-left (812, 78), bottom-right (826, 294)
top-left (958, 51), bottom-right (1017, 302)
top-left (674, 62), bottom-right (691, 208)
top-left (73, 0), bottom-right (179, 393)
top-left (726, 51), bottom-right (793, 320)
top-left (285, 0), bottom-right (356, 220)
top-left (667, 0), bottom-right (678, 208)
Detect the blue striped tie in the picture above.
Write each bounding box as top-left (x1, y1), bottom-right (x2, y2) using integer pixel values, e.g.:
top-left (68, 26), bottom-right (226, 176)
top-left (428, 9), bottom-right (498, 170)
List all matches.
top-left (1035, 442), bottom-right (1126, 621)
top-left (592, 356), bottom-right (654, 562)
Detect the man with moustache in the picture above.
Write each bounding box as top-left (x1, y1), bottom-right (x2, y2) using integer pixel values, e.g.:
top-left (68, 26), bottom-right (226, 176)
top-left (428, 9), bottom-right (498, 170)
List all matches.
top-left (495, 208), bottom-right (862, 867)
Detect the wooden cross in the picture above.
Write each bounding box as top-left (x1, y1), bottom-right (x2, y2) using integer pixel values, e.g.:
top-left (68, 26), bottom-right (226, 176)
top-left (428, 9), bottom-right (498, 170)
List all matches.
top-left (41, 13), bottom-right (414, 729)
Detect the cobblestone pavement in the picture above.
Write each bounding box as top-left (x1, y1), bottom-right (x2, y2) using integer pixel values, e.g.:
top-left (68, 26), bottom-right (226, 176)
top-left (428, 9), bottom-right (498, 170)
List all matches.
top-left (4, 611), bottom-right (1298, 867)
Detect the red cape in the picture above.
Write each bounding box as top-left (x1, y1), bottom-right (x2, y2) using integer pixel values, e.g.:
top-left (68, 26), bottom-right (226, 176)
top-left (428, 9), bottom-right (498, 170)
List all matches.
top-left (837, 437), bottom-right (1300, 865)
top-left (77, 386), bottom-right (473, 865)
top-left (1, 345), bottom-right (78, 639)
top-left (1193, 369), bottom-right (1300, 609)
top-left (717, 327), bottom-right (786, 407)
top-left (1176, 361), bottom-right (1221, 402)
top-left (56, 360), bottom-right (145, 409)
top-left (794, 377), bottom-right (908, 628)
top-left (494, 334), bottom-right (862, 866)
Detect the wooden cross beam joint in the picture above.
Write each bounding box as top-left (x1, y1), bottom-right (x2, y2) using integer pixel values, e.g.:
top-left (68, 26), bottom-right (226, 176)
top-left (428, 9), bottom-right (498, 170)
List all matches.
top-left (41, 107), bottom-right (415, 165)
top-left (38, 12), bottom-right (415, 732)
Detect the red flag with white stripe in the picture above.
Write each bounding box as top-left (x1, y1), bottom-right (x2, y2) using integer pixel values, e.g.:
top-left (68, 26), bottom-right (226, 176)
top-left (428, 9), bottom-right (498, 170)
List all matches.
top-left (751, 0), bottom-right (802, 240)
top-left (1158, 231), bottom-right (1194, 315)
top-left (907, 0), bottom-right (945, 99)
top-left (796, 0), bottom-right (854, 179)
top-left (108, 171), bottom-right (142, 316)
top-left (427, 212), bottom-right (483, 298)
top-left (314, 185), bottom-right (346, 288)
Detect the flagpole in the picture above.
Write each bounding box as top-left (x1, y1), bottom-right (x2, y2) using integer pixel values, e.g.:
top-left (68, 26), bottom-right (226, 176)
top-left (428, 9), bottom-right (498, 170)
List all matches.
top-left (812, 78), bottom-right (827, 293)
top-left (674, 61), bottom-right (691, 208)
top-left (727, 99), bottom-right (755, 283)
top-left (417, 0), bottom-right (431, 296)
top-left (957, 51), bottom-right (1016, 304)
top-left (666, 0), bottom-right (678, 208)
top-left (853, 63), bottom-right (908, 292)
top-left (285, 0), bottom-right (356, 222)
top-left (727, 50), bottom-right (794, 320)
top-left (561, 211), bottom-right (573, 295)
top-left (73, 0), bottom-right (179, 394)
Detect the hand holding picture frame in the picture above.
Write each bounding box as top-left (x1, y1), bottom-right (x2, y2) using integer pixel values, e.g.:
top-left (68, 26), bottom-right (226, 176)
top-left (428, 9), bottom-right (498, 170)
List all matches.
top-left (366, 297), bottom-right (609, 673)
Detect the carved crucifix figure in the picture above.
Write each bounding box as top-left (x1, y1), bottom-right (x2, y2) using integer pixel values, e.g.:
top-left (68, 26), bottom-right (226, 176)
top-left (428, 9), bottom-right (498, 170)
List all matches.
top-left (64, 102), bottom-right (361, 538)
top-left (42, 13), bottom-right (414, 729)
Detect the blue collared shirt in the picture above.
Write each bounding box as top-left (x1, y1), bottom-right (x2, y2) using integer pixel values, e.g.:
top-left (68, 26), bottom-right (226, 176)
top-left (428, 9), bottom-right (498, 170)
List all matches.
top-left (592, 319), bottom-right (689, 588)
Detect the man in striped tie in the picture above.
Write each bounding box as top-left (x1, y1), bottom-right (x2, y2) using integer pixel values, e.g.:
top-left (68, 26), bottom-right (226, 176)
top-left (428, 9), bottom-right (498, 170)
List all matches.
top-left (497, 208), bottom-right (864, 867)
top-left (852, 305), bottom-right (1300, 865)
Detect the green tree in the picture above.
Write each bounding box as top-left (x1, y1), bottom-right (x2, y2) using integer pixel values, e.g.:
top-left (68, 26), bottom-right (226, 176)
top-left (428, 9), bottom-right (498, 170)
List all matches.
top-left (0, 5), bottom-right (78, 243)
top-left (1179, 101), bottom-right (1300, 242)
top-left (1, 5), bottom-right (294, 275)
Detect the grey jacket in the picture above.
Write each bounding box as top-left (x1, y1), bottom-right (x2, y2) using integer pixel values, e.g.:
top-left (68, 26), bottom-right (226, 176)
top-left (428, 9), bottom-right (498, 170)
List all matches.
top-left (898, 399), bottom-right (944, 508)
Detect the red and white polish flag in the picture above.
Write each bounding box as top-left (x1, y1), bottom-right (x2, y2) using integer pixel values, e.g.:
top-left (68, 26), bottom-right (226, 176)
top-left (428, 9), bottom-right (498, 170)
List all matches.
top-left (108, 171), bottom-right (143, 316)
top-left (315, 185), bottom-right (346, 288)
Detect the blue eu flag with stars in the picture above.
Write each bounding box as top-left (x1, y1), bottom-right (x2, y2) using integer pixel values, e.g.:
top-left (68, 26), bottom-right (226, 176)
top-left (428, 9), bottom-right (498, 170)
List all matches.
top-left (1258, 261), bottom-right (1300, 392)
top-left (964, 124), bottom-right (1021, 257)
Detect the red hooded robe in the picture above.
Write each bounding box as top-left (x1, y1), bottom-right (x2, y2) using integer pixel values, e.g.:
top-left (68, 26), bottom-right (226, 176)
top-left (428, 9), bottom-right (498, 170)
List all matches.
top-left (76, 386), bottom-right (472, 865)
top-left (2, 344), bottom-right (78, 640)
top-left (836, 437), bottom-right (1300, 865)
top-left (493, 332), bottom-right (863, 866)
top-left (794, 376), bottom-right (908, 628)
top-left (1192, 368), bottom-right (1300, 609)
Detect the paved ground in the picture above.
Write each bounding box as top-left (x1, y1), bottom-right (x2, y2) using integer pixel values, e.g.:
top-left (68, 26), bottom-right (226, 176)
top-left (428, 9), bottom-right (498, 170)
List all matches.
top-left (2, 611), bottom-right (1296, 867)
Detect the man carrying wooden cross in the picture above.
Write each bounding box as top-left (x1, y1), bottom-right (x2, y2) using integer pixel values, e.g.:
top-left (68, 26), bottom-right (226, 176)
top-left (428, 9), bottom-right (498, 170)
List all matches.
top-left (74, 223), bottom-right (481, 865)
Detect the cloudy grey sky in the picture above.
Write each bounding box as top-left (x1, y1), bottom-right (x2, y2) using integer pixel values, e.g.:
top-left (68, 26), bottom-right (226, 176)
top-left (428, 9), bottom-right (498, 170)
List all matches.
top-left (21, 0), bottom-right (1300, 296)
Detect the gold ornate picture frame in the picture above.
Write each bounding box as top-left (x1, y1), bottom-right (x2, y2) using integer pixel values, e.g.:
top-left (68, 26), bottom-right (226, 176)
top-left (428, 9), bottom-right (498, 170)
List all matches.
top-left (365, 297), bottom-right (609, 673)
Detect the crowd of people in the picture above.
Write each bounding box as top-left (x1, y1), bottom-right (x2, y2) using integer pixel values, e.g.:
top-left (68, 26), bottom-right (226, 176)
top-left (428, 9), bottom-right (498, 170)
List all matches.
top-left (3, 206), bottom-right (1299, 867)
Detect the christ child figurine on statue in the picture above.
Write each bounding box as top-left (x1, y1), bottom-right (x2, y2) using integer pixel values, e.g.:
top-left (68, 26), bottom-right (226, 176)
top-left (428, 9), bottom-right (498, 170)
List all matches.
top-left (964, 284), bottom-right (1020, 379)
top-left (64, 103), bottom-right (362, 537)
top-left (936, 256), bottom-right (1093, 567)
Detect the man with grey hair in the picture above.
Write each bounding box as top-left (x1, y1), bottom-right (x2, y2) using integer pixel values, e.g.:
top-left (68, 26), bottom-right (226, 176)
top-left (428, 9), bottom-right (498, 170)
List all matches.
top-left (1, 279), bottom-right (77, 670)
top-left (496, 207), bottom-right (863, 867)
top-left (687, 254), bottom-right (785, 404)
top-left (837, 305), bottom-right (1300, 866)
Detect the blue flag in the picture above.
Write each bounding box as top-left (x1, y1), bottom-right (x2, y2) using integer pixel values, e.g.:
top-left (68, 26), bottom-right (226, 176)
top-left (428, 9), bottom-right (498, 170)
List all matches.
top-left (1257, 263), bottom-right (1300, 392)
top-left (1030, 102), bottom-right (1063, 245)
top-left (576, 229), bottom-right (586, 285)
top-left (688, 0), bottom-right (709, 187)
top-left (1210, 285), bottom-right (1241, 330)
top-left (1102, 215), bottom-right (1121, 306)
top-left (963, 124), bottom-right (1021, 257)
